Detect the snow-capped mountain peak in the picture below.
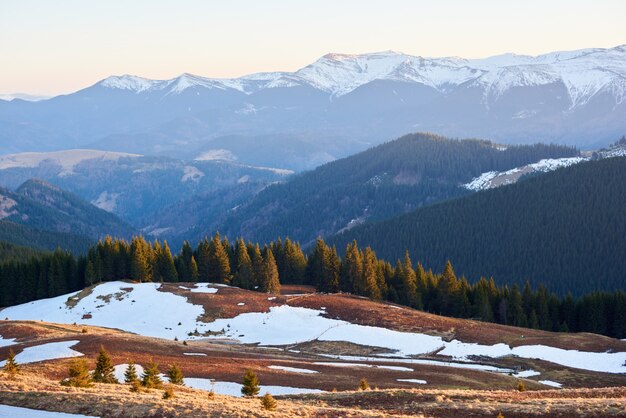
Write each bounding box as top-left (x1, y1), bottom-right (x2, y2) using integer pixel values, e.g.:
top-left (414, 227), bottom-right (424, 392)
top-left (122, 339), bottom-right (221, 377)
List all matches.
top-left (99, 74), bottom-right (156, 92)
top-left (93, 45), bottom-right (626, 104)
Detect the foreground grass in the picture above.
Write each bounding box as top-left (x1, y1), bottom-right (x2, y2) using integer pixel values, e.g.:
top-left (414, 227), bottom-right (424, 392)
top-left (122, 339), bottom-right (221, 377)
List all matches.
top-left (1, 371), bottom-right (625, 417)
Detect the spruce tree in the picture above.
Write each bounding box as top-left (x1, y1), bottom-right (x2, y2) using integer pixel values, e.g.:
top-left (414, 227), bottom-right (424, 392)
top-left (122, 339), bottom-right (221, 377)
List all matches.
top-left (233, 239), bottom-right (254, 289)
top-left (124, 362), bottom-right (139, 384)
top-left (92, 345), bottom-right (118, 383)
top-left (260, 248), bottom-right (281, 294)
top-left (141, 360), bottom-right (163, 389)
top-left (63, 358), bottom-right (93, 387)
top-left (241, 368), bottom-right (260, 396)
top-left (167, 363), bottom-right (184, 385)
top-left (207, 233), bottom-right (231, 284)
top-left (261, 392), bottom-right (277, 411)
top-left (340, 241), bottom-right (362, 293)
top-left (3, 349), bottom-right (19, 379)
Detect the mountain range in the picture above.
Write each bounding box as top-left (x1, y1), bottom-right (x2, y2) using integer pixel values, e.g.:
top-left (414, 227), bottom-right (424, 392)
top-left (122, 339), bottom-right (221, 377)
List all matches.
top-left (2, 46), bottom-right (625, 170)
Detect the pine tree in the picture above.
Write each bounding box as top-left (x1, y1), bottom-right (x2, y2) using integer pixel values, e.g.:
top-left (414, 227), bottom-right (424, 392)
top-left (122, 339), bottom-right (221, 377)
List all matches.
top-left (358, 377), bottom-right (370, 390)
top-left (63, 358), bottom-right (93, 387)
top-left (124, 362), bottom-right (139, 384)
top-left (241, 368), bottom-right (260, 396)
top-left (167, 363), bottom-right (184, 385)
top-left (360, 247), bottom-right (381, 299)
top-left (195, 238), bottom-right (211, 281)
top-left (281, 238), bottom-right (307, 284)
top-left (249, 243), bottom-right (263, 289)
top-left (2, 349), bottom-right (19, 379)
top-left (141, 360), bottom-right (163, 389)
top-left (261, 392), bottom-right (277, 411)
top-left (158, 241), bottom-right (179, 283)
top-left (92, 345), bottom-right (118, 383)
top-left (163, 387), bottom-right (175, 399)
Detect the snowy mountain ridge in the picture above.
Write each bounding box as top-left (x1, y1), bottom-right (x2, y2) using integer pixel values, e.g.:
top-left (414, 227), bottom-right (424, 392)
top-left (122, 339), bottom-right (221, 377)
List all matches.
top-left (96, 45), bottom-right (626, 106)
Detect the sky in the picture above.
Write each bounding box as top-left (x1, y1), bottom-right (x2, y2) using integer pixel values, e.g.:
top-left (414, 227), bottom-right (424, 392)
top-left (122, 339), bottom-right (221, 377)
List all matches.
top-left (1, 0), bottom-right (625, 96)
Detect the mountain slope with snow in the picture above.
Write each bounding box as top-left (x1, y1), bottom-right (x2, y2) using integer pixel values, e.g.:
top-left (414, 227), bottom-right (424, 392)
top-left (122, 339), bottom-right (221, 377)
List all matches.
top-left (2, 281), bottom-right (625, 375)
top-left (2, 45), bottom-right (625, 162)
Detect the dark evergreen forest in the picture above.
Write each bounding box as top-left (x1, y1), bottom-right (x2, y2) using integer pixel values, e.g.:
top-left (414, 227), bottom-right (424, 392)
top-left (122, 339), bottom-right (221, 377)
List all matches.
top-left (1, 233), bottom-right (624, 340)
top-left (330, 157), bottom-right (626, 295)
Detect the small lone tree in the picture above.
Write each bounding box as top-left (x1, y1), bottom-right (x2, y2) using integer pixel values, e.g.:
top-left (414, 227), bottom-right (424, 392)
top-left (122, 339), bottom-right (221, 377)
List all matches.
top-left (163, 386), bottom-right (175, 399)
top-left (167, 363), bottom-right (184, 385)
top-left (241, 368), bottom-right (260, 397)
top-left (141, 360), bottom-right (163, 389)
top-left (358, 377), bottom-right (370, 391)
top-left (517, 381), bottom-right (526, 392)
top-left (63, 358), bottom-right (93, 387)
top-left (92, 346), bottom-right (118, 383)
top-left (497, 412), bottom-right (505, 418)
top-left (124, 362), bottom-right (138, 384)
top-left (2, 349), bottom-right (19, 379)
top-left (261, 392), bottom-right (277, 411)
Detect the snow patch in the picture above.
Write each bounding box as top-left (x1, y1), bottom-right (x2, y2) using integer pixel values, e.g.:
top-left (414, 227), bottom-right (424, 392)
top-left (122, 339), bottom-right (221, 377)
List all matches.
top-left (0, 341), bottom-right (82, 366)
top-left (189, 283), bottom-right (219, 294)
top-left (184, 377), bottom-right (323, 397)
top-left (181, 165), bottom-right (205, 183)
top-left (397, 378), bottom-right (427, 384)
top-left (91, 191), bottom-right (119, 212)
top-left (195, 149), bottom-right (237, 162)
top-left (0, 335), bottom-right (17, 347)
top-left (0, 405), bottom-right (96, 418)
top-left (0, 150), bottom-right (141, 172)
top-left (268, 365), bottom-right (319, 374)
top-left (539, 379), bottom-right (563, 388)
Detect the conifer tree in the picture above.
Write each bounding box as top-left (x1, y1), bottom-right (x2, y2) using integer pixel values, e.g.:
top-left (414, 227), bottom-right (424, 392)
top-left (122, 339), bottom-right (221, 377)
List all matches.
top-left (260, 248), bottom-right (281, 294)
top-left (159, 241), bottom-right (179, 283)
top-left (241, 368), bottom-right (260, 396)
top-left (141, 360), bottom-right (163, 389)
top-left (360, 247), bottom-right (381, 299)
top-left (195, 238), bottom-right (211, 281)
top-left (124, 361), bottom-right (139, 384)
top-left (249, 244), bottom-right (263, 289)
top-left (92, 345), bottom-right (118, 383)
top-left (358, 377), bottom-right (370, 390)
top-left (261, 392), bottom-right (277, 411)
top-left (167, 363), bottom-right (184, 385)
top-left (399, 251), bottom-right (419, 308)
top-left (207, 233), bottom-right (231, 284)
top-left (340, 241), bottom-right (362, 293)
top-left (233, 239), bottom-right (254, 289)
top-left (130, 237), bottom-right (152, 282)
top-left (63, 358), bottom-right (93, 387)
top-left (2, 349), bottom-right (19, 379)
top-left (84, 260), bottom-right (97, 286)
top-left (280, 238), bottom-right (307, 284)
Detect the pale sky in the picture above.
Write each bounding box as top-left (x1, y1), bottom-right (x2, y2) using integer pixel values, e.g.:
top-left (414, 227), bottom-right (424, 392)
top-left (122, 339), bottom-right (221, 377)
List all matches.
top-left (1, 0), bottom-right (625, 96)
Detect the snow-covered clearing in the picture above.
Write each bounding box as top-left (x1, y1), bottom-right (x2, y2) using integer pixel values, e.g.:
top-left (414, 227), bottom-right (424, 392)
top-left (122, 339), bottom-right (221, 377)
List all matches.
top-left (184, 377), bottom-right (323, 397)
top-left (3, 283), bottom-right (625, 374)
top-left (183, 352), bottom-right (207, 356)
top-left (267, 365), bottom-right (319, 374)
top-left (1, 282), bottom-right (204, 340)
top-left (0, 341), bottom-right (82, 367)
top-left (0, 405), bottom-right (96, 418)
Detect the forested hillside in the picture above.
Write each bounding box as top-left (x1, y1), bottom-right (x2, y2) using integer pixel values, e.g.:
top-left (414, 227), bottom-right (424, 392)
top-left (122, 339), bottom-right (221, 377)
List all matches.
top-left (219, 133), bottom-right (577, 244)
top-left (1, 233), bottom-right (624, 339)
top-left (330, 157), bottom-right (626, 295)
top-left (0, 221), bottom-right (93, 254)
top-left (0, 179), bottom-right (135, 241)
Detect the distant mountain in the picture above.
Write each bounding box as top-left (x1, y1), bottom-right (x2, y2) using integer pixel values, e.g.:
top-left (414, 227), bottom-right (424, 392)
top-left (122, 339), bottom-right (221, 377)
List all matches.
top-left (0, 149), bottom-right (291, 226)
top-left (1, 46), bottom-right (625, 168)
top-left (0, 178), bottom-right (134, 242)
top-left (329, 157), bottom-right (626, 295)
top-left (216, 133), bottom-right (578, 245)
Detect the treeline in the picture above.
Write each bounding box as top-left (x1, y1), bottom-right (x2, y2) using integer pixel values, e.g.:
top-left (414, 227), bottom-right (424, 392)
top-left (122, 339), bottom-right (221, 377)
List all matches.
top-left (1, 234), bottom-right (624, 339)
